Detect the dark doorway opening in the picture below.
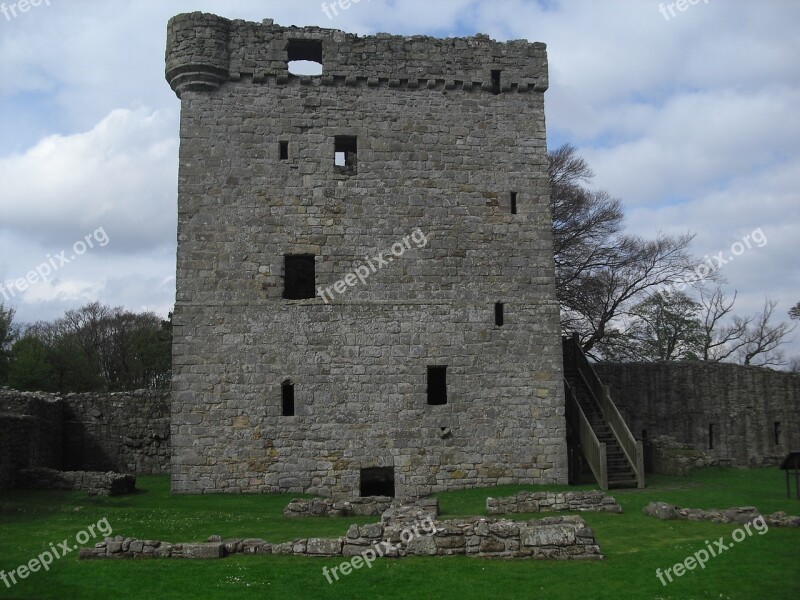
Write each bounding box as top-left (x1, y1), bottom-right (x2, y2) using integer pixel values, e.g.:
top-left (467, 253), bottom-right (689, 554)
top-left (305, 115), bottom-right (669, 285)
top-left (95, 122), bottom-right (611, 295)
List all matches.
top-left (360, 467), bottom-right (395, 497)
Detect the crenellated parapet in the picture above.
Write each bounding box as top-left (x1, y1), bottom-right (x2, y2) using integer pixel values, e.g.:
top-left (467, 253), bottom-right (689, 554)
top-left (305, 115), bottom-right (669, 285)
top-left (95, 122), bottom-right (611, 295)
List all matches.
top-left (165, 12), bottom-right (548, 98)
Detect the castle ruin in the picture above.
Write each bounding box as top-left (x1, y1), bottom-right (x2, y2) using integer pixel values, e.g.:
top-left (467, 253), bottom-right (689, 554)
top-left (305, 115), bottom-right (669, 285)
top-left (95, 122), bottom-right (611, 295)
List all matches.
top-left (165, 13), bottom-right (567, 497)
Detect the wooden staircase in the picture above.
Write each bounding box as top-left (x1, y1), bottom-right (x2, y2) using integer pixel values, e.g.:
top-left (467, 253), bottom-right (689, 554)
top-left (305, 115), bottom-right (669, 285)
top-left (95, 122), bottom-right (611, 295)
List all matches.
top-left (563, 334), bottom-right (644, 490)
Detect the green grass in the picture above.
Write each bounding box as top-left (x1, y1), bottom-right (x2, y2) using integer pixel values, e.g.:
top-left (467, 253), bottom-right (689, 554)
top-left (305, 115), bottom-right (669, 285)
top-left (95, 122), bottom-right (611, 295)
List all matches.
top-left (1, 468), bottom-right (798, 599)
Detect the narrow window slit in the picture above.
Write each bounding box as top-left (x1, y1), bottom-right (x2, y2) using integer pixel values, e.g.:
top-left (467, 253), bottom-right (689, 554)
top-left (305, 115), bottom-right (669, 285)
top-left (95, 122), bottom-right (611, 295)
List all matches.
top-left (281, 380), bottom-right (295, 416)
top-left (510, 191), bottom-right (518, 214)
top-left (495, 302), bottom-right (504, 326)
top-left (279, 141), bottom-right (289, 161)
top-left (427, 366), bottom-right (447, 405)
top-left (491, 70), bottom-right (502, 95)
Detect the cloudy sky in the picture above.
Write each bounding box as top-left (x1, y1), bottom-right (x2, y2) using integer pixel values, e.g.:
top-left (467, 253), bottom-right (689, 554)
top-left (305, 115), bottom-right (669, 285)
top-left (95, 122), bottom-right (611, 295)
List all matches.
top-left (1, 0), bottom-right (798, 359)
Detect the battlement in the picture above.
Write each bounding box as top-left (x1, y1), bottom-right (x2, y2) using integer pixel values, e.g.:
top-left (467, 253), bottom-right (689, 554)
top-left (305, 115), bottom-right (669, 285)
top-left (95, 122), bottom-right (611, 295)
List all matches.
top-left (165, 12), bottom-right (548, 98)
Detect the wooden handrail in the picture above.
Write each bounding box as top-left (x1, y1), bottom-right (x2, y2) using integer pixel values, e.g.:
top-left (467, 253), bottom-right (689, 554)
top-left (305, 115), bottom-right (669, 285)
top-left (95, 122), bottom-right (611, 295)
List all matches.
top-left (563, 334), bottom-right (644, 489)
top-left (565, 378), bottom-right (608, 490)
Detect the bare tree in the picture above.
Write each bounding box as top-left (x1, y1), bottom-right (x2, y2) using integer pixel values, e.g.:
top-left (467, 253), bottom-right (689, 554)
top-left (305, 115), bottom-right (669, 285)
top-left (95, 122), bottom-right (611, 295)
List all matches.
top-left (737, 299), bottom-right (796, 367)
top-left (549, 144), bottom-right (696, 354)
top-left (697, 287), bottom-right (751, 361)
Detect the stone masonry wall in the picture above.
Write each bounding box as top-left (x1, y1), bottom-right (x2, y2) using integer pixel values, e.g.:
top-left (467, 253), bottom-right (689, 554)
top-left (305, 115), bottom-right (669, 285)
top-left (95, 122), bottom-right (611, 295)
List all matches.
top-left (81, 516), bottom-right (603, 561)
top-left (16, 468), bottom-right (136, 496)
top-left (284, 496), bottom-right (439, 518)
top-left (62, 390), bottom-right (170, 474)
top-left (167, 14), bottom-right (566, 497)
top-left (0, 388), bottom-right (169, 490)
top-left (596, 363), bottom-right (800, 467)
top-left (486, 490), bottom-right (622, 515)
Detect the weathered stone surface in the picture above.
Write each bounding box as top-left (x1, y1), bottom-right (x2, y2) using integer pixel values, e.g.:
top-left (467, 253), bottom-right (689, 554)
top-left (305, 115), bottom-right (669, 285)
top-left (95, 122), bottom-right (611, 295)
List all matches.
top-left (79, 503), bottom-right (603, 561)
top-left (487, 491), bottom-right (622, 515)
top-left (285, 496), bottom-right (438, 518)
top-left (595, 363), bottom-right (800, 469)
top-left (520, 524), bottom-right (576, 547)
top-left (166, 13), bottom-right (567, 498)
top-left (15, 468), bottom-right (135, 496)
top-left (307, 538), bottom-right (342, 556)
top-left (0, 388), bottom-right (169, 492)
top-left (642, 502), bottom-right (800, 527)
top-left (183, 543), bottom-right (226, 559)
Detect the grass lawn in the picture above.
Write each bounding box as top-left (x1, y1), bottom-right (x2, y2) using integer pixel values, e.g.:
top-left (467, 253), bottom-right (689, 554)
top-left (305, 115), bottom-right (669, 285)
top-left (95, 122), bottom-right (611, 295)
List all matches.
top-left (1, 467), bottom-right (798, 599)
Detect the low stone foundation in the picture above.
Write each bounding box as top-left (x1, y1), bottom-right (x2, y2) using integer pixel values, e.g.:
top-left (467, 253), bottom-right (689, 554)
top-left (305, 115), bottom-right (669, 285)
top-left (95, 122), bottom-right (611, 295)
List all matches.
top-left (642, 502), bottom-right (800, 527)
top-left (284, 496), bottom-right (439, 518)
top-left (648, 435), bottom-right (721, 476)
top-left (486, 490), bottom-right (622, 515)
top-left (81, 503), bottom-right (603, 561)
top-left (16, 468), bottom-right (135, 496)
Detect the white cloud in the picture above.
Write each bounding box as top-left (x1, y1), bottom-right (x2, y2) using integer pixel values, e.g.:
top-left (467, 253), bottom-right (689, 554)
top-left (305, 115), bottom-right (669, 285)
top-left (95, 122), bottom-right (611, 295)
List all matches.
top-left (0, 0), bottom-right (797, 359)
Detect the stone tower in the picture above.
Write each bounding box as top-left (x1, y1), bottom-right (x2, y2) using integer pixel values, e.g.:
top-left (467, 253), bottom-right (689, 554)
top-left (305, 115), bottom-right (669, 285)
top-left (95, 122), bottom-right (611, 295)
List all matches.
top-left (166, 12), bottom-right (567, 496)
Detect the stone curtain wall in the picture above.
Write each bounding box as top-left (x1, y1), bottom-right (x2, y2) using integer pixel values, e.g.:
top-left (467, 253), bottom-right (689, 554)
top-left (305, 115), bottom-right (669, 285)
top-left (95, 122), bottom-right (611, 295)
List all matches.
top-left (167, 14), bottom-right (566, 497)
top-left (62, 390), bottom-right (170, 474)
top-left (0, 390), bottom-right (63, 489)
top-left (595, 363), bottom-right (800, 467)
top-left (0, 388), bottom-right (169, 490)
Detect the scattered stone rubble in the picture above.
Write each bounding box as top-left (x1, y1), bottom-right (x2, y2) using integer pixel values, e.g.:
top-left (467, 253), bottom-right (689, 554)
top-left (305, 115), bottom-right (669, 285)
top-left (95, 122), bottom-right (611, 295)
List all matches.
top-left (284, 496), bottom-right (439, 518)
top-left (80, 501), bottom-right (603, 560)
top-left (16, 468), bottom-right (135, 496)
top-left (642, 501), bottom-right (800, 527)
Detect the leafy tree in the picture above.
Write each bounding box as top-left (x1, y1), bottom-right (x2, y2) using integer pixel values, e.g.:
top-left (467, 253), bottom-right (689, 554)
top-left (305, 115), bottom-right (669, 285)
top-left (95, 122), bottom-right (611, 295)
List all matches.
top-left (790, 302), bottom-right (800, 320)
top-left (10, 303), bottom-right (172, 393)
top-left (0, 304), bottom-right (16, 385)
top-left (7, 335), bottom-right (55, 391)
top-left (598, 291), bottom-right (703, 361)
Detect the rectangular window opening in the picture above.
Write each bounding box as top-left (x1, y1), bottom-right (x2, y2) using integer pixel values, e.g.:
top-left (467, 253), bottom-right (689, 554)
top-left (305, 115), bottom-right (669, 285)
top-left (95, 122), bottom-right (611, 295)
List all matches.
top-left (334, 136), bottom-right (358, 173)
top-left (774, 421), bottom-right (781, 445)
top-left (491, 70), bottom-right (502, 95)
top-left (708, 423), bottom-right (714, 450)
top-left (279, 141), bottom-right (289, 161)
top-left (495, 302), bottom-right (504, 327)
top-left (427, 366), bottom-right (448, 406)
top-left (287, 39), bottom-right (323, 76)
top-left (281, 381), bottom-right (295, 416)
top-left (641, 429), bottom-right (648, 440)
top-left (360, 467), bottom-right (395, 497)
top-left (283, 254), bottom-right (316, 299)
top-left (510, 191), bottom-right (518, 215)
